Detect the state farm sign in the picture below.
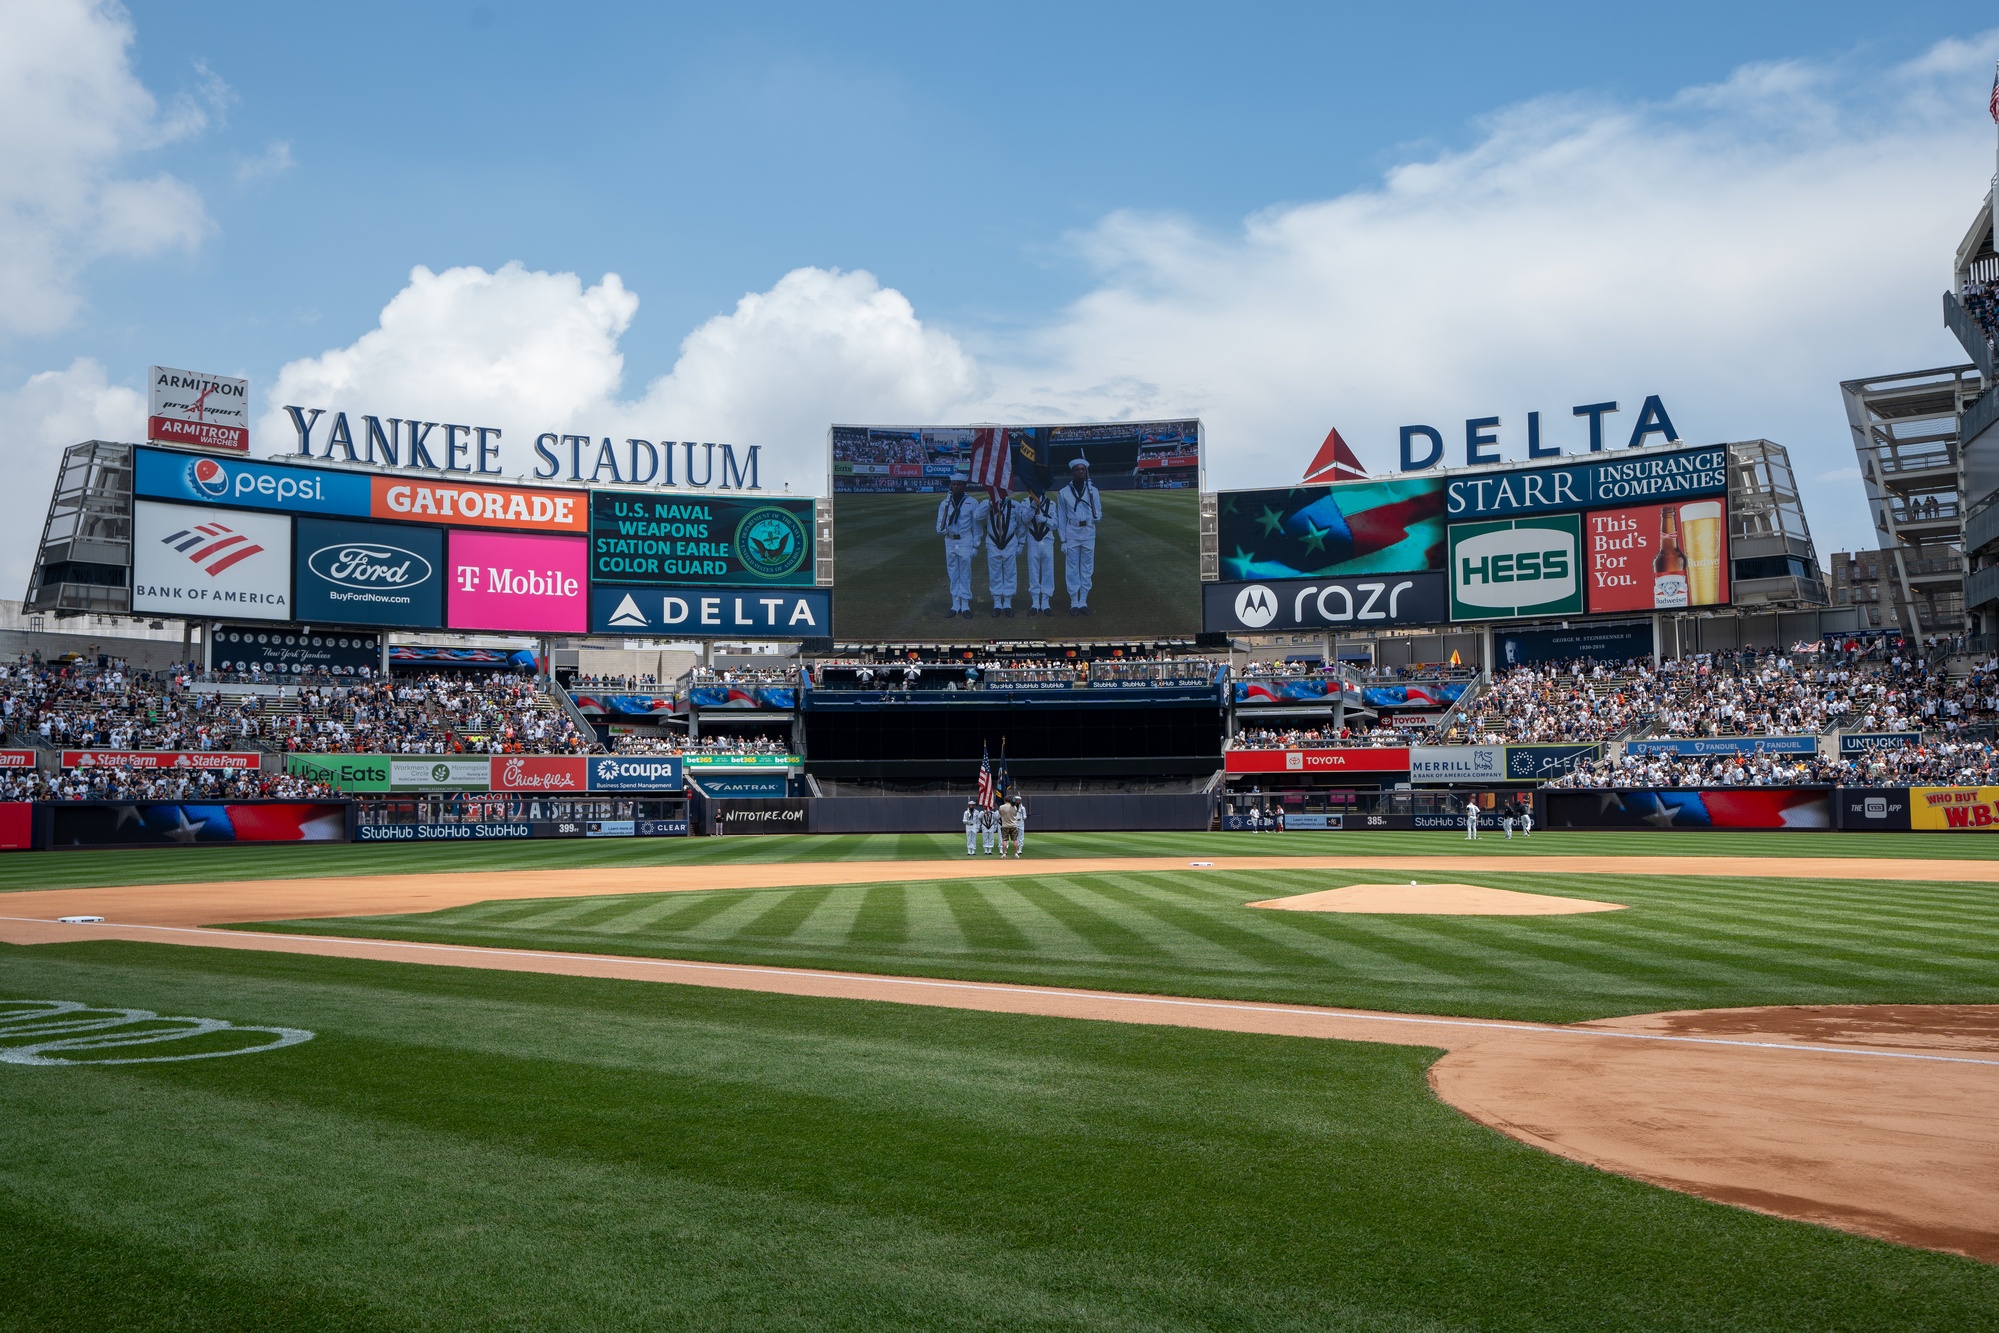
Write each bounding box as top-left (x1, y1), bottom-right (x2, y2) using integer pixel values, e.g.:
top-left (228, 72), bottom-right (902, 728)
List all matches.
top-left (489, 756), bottom-right (588, 792)
top-left (62, 750), bottom-right (262, 770)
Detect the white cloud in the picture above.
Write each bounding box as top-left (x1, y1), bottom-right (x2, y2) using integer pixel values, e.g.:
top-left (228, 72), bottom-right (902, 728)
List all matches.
top-left (260, 262), bottom-right (979, 490)
top-left (0, 0), bottom-right (213, 333)
top-left (0, 358), bottom-right (144, 594)
top-left (234, 139), bottom-right (295, 182)
top-left (988, 33), bottom-right (1999, 557)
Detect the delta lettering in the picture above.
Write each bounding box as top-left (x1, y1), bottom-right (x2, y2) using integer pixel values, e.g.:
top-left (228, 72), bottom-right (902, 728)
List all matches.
top-left (1403, 396), bottom-right (1679, 470)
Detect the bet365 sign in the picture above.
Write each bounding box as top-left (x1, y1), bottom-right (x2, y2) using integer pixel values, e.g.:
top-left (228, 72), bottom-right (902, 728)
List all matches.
top-left (1447, 514), bottom-right (1585, 622)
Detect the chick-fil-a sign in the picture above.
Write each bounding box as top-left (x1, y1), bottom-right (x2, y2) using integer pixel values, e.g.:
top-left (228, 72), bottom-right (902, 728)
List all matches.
top-left (447, 530), bottom-right (587, 633)
top-left (489, 755), bottom-right (588, 792)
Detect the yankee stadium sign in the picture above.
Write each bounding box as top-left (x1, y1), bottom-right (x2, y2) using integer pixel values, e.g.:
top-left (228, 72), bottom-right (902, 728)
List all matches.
top-left (282, 405), bottom-right (763, 491)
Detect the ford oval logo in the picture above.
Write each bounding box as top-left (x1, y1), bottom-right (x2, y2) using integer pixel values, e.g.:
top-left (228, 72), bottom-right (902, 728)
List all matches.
top-left (307, 542), bottom-right (432, 589)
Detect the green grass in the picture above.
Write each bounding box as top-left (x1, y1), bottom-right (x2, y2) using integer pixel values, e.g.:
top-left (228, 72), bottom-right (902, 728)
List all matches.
top-left (2, 942), bottom-right (1992, 1331)
top-left (8, 827), bottom-right (1999, 894)
top-left (830, 489), bottom-right (1200, 638)
top-left (253, 865), bottom-right (1999, 1024)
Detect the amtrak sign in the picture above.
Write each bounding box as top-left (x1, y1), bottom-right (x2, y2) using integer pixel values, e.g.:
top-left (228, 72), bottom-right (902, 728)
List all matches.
top-left (1204, 573), bottom-right (1446, 634)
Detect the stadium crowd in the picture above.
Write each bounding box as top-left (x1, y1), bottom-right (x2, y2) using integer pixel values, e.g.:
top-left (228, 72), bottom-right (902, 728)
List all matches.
top-left (1, 660), bottom-right (265, 751)
top-left (0, 764), bottom-right (336, 802)
top-left (1960, 276), bottom-right (1998, 351)
top-left (612, 732), bottom-right (791, 756)
top-left (276, 672), bottom-right (591, 755)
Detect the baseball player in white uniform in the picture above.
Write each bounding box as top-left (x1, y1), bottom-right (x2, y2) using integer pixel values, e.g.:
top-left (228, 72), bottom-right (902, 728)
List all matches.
top-left (1022, 490), bottom-right (1057, 615)
top-left (1464, 797), bottom-right (1479, 840)
top-left (963, 800), bottom-right (979, 855)
top-left (935, 474), bottom-right (981, 618)
top-left (976, 490), bottom-right (1026, 618)
top-left (1520, 802), bottom-right (1533, 837)
top-left (1056, 457), bottom-right (1103, 616)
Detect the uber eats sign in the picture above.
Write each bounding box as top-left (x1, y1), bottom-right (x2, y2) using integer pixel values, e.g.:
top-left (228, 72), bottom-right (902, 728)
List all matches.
top-left (1448, 514), bottom-right (1584, 621)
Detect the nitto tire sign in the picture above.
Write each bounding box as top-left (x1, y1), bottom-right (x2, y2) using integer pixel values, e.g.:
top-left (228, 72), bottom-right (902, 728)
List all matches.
top-left (1447, 514), bottom-right (1584, 621)
top-left (1203, 573), bottom-right (1446, 633)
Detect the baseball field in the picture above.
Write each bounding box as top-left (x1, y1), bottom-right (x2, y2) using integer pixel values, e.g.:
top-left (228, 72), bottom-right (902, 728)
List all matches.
top-left (3, 830), bottom-right (1996, 1329)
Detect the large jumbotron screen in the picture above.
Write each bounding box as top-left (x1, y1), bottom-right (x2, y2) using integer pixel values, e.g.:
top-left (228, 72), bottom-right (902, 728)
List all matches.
top-left (829, 420), bottom-right (1202, 640)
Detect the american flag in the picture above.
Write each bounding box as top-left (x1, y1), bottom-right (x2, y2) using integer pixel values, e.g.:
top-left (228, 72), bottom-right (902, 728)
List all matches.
top-left (970, 426), bottom-right (1012, 498)
top-left (976, 743), bottom-right (995, 809)
top-left (1990, 61), bottom-right (1998, 123)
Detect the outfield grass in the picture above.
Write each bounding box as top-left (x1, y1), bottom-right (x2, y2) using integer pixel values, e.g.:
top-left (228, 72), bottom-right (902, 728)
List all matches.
top-left (255, 863), bottom-right (1999, 1023)
top-left (8, 828), bottom-right (1999, 894)
top-left (2, 941), bottom-right (1993, 1331)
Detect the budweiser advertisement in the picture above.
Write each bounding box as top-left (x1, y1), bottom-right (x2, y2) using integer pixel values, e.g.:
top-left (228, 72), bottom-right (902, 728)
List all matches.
top-left (1584, 499), bottom-right (1729, 613)
top-left (149, 366), bottom-right (250, 453)
top-left (447, 530), bottom-right (588, 633)
top-left (61, 750), bottom-right (262, 770)
top-left (489, 755), bottom-right (589, 792)
top-left (1223, 748), bottom-right (1411, 774)
top-left (373, 477), bottom-right (587, 533)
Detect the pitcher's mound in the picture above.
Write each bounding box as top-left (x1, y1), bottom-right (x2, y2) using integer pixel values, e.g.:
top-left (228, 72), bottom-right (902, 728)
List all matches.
top-left (1250, 883), bottom-right (1626, 916)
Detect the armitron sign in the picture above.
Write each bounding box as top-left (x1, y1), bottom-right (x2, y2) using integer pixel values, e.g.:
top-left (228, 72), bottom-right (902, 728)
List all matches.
top-left (150, 366), bottom-right (249, 453)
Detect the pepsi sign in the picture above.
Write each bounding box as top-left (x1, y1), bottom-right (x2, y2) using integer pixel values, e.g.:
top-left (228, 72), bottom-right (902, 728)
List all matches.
top-left (1202, 572), bottom-right (1446, 633)
top-left (588, 755), bottom-right (685, 791)
top-left (295, 517), bottom-right (445, 627)
top-left (135, 445), bottom-right (372, 517)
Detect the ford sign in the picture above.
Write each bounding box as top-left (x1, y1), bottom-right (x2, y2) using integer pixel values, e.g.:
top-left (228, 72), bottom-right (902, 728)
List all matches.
top-left (308, 541), bottom-right (432, 589)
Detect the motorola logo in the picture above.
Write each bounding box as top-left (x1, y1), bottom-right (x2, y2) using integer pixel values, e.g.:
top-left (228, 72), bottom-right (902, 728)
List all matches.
top-left (1233, 584), bottom-right (1278, 629)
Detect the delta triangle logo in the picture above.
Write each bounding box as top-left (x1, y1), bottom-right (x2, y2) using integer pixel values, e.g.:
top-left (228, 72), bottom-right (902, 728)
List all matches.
top-left (608, 594), bottom-right (648, 628)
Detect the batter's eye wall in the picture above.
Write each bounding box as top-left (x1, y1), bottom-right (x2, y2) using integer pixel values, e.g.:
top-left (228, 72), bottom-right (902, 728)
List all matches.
top-left (805, 706), bottom-right (1222, 781)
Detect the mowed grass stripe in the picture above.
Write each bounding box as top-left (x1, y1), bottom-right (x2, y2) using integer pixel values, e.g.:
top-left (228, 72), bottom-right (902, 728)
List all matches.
top-left (1010, 879), bottom-right (1173, 960)
top-left (937, 880), bottom-right (1035, 954)
top-left (847, 882), bottom-right (910, 947)
top-left (731, 886), bottom-right (840, 941)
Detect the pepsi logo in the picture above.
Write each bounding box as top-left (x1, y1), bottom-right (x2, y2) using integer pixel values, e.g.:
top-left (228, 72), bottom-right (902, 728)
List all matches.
top-left (187, 457), bottom-right (230, 498)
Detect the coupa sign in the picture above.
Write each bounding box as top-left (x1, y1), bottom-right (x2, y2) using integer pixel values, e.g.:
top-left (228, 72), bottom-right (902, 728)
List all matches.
top-left (1448, 515), bottom-right (1584, 622)
top-left (589, 756), bottom-right (685, 791)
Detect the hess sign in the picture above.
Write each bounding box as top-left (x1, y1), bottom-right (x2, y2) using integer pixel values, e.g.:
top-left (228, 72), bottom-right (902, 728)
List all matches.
top-left (1448, 515), bottom-right (1585, 621)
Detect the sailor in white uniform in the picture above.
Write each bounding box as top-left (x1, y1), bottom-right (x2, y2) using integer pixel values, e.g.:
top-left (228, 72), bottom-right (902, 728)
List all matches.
top-left (980, 803), bottom-right (999, 854)
top-left (1022, 490), bottom-right (1057, 615)
top-left (1055, 457), bottom-right (1103, 616)
top-left (976, 489), bottom-right (1027, 618)
top-left (935, 473), bottom-right (980, 618)
top-left (963, 800), bottom-right (980, 855)
top-left (1012, 794), bottom-right (1028, 854)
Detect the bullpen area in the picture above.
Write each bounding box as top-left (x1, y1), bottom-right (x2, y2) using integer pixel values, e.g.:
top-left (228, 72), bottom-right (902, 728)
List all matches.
top-left (3, 831), bottom-right (1996, 1330)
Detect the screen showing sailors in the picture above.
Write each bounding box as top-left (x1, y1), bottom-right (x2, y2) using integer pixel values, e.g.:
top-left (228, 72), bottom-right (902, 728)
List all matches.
top-left (937, 455), bottom-right (1103, 619)
top-left (1056, 456), bottom-right (1102, 617)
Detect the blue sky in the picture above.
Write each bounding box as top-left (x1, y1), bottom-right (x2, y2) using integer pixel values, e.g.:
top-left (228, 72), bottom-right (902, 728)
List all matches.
top-left (3, 1), bottom-right (1999, 584)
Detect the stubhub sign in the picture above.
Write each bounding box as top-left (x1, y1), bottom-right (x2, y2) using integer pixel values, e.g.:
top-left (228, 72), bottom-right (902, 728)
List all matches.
top-left (589, 755), bottom-right (685, 791)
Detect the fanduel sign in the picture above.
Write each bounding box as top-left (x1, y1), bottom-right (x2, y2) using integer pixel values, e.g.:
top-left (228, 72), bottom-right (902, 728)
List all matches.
top-left (283, 406), bottom-right (762, 491)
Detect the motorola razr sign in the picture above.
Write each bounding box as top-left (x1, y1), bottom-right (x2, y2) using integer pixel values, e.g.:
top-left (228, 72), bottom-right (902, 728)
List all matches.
top-left (1448, 515), bottom-right (1585, 621)
top-left (1203, 573), bottom-right (1446, 633)
top-left (295, 518), bottom-right (445, 628)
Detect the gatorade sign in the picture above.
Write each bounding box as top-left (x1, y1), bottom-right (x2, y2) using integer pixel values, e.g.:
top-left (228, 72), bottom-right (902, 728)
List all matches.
top-left (1447, 514), bottom-right (1585, 621)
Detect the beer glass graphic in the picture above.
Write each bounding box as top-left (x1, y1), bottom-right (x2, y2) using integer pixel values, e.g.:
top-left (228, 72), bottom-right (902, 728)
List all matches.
top-left (1679, 501), bottom-right (1723, 605)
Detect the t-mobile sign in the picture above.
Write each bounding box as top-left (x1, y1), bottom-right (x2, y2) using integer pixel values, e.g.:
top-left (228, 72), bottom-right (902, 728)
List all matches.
top-left (447, 530), bottom-right (587, 632)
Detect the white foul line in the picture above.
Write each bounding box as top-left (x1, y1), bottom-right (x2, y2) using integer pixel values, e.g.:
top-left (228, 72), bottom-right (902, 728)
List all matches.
top-left (12, 916), bottom-right (1999, 1069)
